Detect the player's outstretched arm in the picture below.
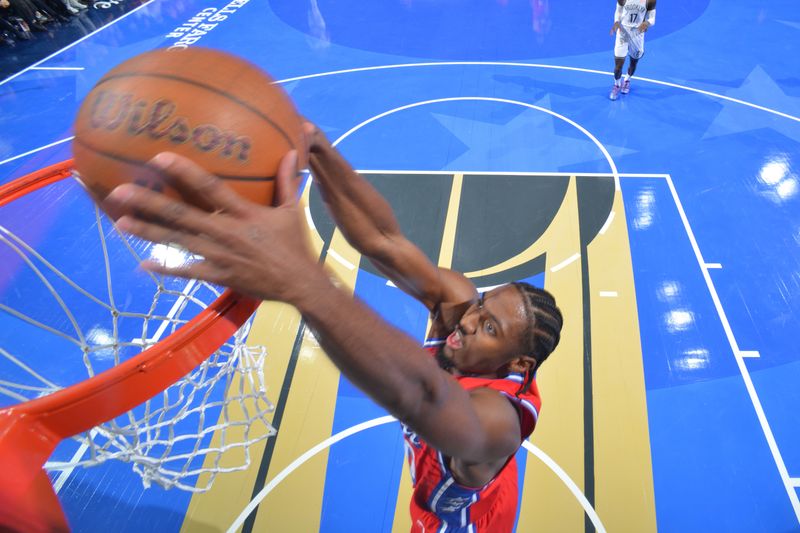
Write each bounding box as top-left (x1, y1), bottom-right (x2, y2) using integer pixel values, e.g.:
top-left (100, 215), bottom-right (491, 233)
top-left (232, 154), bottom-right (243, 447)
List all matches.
top-left (306, 124), bottom-right (476, 314)
top-left (104, 151), bottom-right (520, 466)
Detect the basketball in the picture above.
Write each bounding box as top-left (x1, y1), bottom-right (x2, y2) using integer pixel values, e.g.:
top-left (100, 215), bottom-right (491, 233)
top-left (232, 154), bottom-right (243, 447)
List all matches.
top-left (72, 47), bottom-right (306, 208)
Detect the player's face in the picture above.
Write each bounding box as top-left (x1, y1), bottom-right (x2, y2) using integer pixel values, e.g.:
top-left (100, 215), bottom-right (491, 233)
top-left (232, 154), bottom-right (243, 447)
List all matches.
top-left (441, 285), bottom-right (530, 376)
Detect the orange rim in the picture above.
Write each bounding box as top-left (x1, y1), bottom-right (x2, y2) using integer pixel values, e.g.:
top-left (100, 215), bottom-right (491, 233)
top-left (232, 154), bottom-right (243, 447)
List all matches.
top-left (0, 160), bottom-right (261, 530)
top-left (0, 159), bottom-right (75, 207)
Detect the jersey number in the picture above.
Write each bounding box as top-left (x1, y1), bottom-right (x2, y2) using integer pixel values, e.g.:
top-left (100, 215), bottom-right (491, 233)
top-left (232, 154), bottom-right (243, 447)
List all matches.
top-left (629, 13), bottom-right (638, 23)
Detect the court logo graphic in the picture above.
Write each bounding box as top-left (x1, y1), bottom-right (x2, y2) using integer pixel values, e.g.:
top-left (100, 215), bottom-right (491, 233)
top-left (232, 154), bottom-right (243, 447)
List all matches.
top-left (305, 169), bottom-right (655, 530)
top-left (192, 169), bottom-right (654, 531)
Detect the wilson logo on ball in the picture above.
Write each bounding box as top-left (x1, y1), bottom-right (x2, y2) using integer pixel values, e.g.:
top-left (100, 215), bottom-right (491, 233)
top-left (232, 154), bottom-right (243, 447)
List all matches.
top-left (88, 90), bottom-right (252, 162)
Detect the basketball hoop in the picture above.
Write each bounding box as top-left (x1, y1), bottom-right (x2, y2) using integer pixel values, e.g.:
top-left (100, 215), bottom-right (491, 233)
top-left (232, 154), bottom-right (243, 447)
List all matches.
top-left (0, 161), bottom-right (276, 531)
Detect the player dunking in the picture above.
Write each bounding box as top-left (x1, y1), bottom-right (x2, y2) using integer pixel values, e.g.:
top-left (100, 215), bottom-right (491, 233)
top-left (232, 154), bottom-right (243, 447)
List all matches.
top-left (609, 0), bottom-right (656, 100)
top-left (104, 125), bottom-right (563, 532)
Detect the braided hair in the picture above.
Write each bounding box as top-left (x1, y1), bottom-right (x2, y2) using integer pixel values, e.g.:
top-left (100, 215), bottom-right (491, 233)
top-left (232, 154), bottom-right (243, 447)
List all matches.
top-left (510, 282), bottom-right (563, 395)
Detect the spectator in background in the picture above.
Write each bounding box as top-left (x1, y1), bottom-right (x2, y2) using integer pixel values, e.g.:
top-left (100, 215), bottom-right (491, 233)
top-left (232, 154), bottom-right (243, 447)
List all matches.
top-left (1, 0), bottom-right (33, 45)
top-left (0, 0), bottom-right (89, 47)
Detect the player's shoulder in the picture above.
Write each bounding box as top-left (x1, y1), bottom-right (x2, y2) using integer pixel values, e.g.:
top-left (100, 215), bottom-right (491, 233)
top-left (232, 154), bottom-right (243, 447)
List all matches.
top-left (467, 377), bottom-right (541, 438)
top-left (461, 374), bottom-right (535, 403)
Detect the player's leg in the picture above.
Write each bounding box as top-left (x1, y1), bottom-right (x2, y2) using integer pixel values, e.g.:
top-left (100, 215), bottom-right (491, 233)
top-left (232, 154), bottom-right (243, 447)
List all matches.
top-left (610, 31), bottom-right (627, 101)
top-left (621, 57), bottom-right (637, 94)
top-left (622, 35), bottom-right (645, 95)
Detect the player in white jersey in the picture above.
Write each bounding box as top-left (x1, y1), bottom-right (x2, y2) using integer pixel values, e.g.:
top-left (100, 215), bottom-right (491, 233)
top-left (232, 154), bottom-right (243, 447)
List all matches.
top-left (609, 0), bottom-right (656, 100)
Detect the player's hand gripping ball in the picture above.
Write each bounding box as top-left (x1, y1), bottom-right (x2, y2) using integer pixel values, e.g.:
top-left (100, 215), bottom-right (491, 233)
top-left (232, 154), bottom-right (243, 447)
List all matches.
top-left (73, 47), bottom-right (306, 212)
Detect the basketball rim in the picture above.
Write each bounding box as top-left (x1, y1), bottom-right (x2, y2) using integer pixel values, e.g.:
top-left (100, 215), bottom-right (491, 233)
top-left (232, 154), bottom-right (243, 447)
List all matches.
top-left (0, 160), bottom-right (261, 531)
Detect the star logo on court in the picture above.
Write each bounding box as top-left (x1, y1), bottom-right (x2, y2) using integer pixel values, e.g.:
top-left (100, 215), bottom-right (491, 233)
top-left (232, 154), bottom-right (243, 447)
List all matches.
top-left (280, 80), bottom-right (300, 95)
top-left (433, 95), bottom-right (635, 172)
top-left (776, 19), bottom-right (800, 31)
top-left (701, 66), bottom-right (800, 143)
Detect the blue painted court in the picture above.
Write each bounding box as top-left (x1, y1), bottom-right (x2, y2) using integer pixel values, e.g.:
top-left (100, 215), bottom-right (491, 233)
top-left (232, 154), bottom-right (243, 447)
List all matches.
top-left (1, 0), bottom-right (799, 531)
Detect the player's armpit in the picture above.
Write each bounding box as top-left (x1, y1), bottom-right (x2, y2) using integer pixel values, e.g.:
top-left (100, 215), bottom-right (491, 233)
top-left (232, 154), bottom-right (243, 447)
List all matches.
top-left (466, 387), bottom-right (524, 457)
top-left (446, 388), bottom-right (524, 486)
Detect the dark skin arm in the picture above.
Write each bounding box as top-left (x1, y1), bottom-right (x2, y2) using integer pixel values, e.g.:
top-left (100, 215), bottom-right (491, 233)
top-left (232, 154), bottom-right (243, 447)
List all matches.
top-left (638, 0), bottom-right (656, 32)
top-left (104, 150), bottom-right (524, 485)
top-left (610, 0), bottom-right (625, 35)
top-left (306, 125), bottom-right (475, 325)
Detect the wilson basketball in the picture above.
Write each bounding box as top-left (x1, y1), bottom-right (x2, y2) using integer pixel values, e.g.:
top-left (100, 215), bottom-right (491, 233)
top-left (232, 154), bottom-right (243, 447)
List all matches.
top-left (73, 47), bottom-right (306, 208)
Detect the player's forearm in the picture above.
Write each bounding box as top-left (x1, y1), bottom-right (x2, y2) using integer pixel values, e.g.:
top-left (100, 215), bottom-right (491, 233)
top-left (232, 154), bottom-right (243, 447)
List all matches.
top-left (290, 271), bottom-right (486, 458)
top-left (645, 0), bottom-right (656, 25)
top-left (307, 131), bottom-right (449, 311)
top-left (308, 133), bottom-right (403, 257)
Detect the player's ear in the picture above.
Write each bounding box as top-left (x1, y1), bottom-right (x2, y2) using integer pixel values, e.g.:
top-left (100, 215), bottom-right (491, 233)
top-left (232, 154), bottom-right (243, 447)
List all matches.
top-left (508, 355), bottom-right (537, 375)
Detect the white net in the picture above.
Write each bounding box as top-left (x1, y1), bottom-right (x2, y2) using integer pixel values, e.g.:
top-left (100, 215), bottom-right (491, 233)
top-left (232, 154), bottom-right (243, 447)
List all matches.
top-left (0, 171), bottom-right (276, 492)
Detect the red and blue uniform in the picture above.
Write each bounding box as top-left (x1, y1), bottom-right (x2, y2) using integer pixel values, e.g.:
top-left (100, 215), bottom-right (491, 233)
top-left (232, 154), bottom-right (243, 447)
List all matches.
top-left (402, 338), bottom-right (542, 533)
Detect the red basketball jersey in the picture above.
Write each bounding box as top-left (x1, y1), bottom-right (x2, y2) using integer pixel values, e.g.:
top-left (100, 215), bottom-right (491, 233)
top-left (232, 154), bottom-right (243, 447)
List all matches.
top-left (402, 339), bottom-right (542, 533)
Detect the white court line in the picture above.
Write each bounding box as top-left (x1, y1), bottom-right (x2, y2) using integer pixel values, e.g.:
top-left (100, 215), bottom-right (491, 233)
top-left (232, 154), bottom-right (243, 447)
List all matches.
top-left (327, 248), bottom-right (356, 270)
top-left (305, 96), bottom-right (621, 257)
top-left (303, 206), bottom-right (317, 234)
top-left (357, 170), bottom-right (669, 178)
top-left (0, 136), bottom-right (74, 167)
top-left (49, 429), bottom-right (98, 493)
top-left (791, 478), bottom-right (800, 488)
top-left (705, 263), bottom-right (723, 269)
top-left (5, 57), bottom-right (800, 168)
top-left (329, 97), bottom-right (622, 194)
top-left (598, 291), bottom-right (618, 297)
top-left (305, 96), bottom-right (622, 273)
top-left (227, 416), bottom-right (606, 533)
top-left (550, 253), bottom-right (580, 273)
top-left (598, 211), bottom-right (616, 235)
top-left (274, 61), bottom-right (800, 125)
top-left (665, 174), bottom-right (800, 523)
top-left (739, 351), bottom-right (761, 358)
top-left (30, 67), bottom-right (85, 71)
top-left (521, 441), bottom-right (607, 533)
top-left (0, 1), bottom-right (153, 88)
top-left (394, 282), bottom-right (516, 292)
